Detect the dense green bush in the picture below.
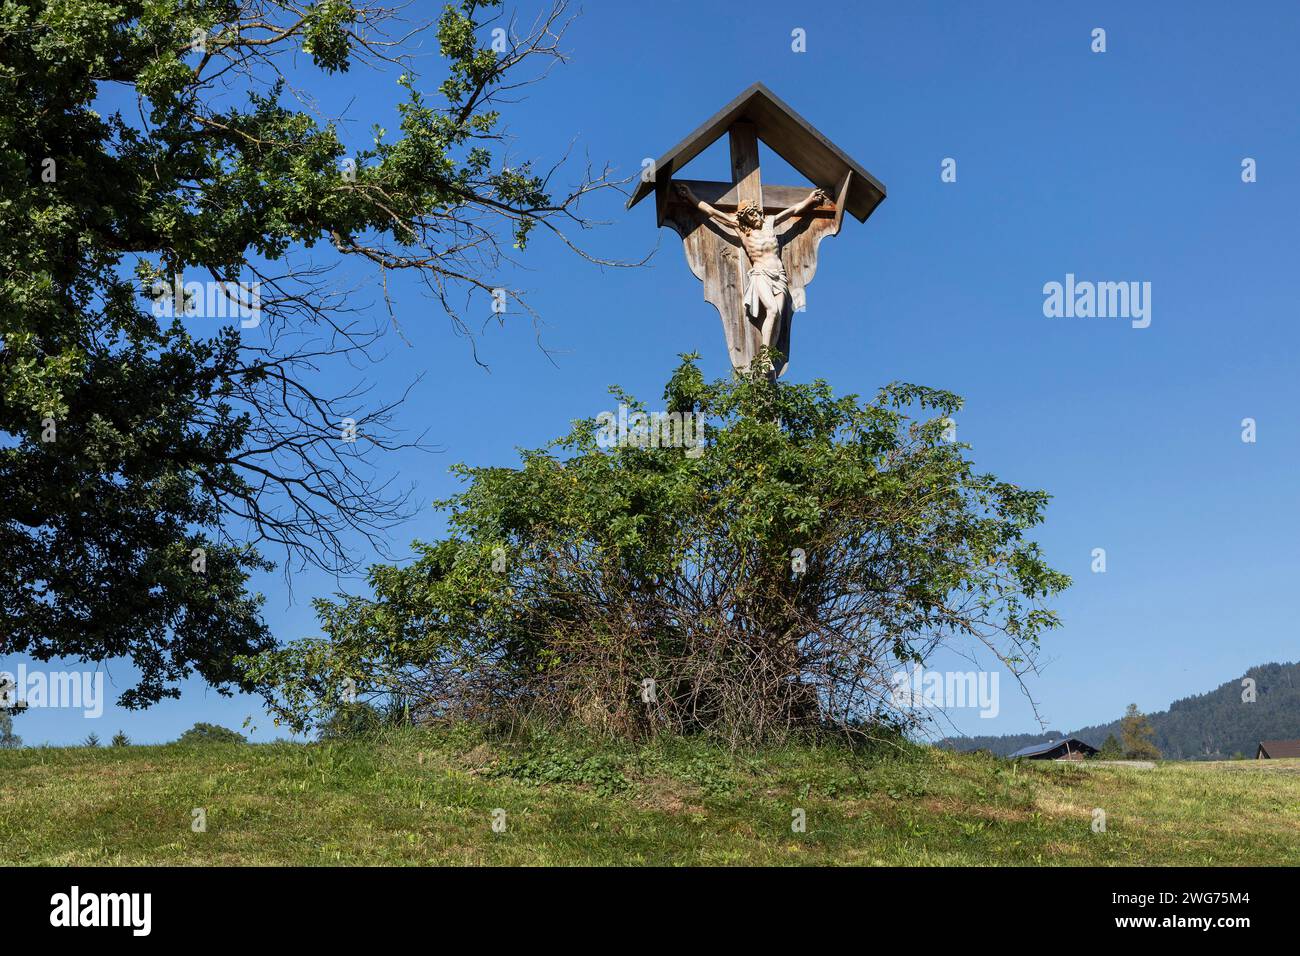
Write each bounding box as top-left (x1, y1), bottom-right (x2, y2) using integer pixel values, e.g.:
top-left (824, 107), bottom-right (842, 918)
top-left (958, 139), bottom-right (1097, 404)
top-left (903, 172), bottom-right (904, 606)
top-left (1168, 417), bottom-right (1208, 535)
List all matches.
top-left (0, 711), bottom-right (19, 749)
top-left (316, 698), bottom-right (416, 740)
top-left (1098, 734), bottom-right (1123, 759)
top-left (246, 356), bottom-right (1068, 745)
top-left (176, 722), bottom-right (246, 744)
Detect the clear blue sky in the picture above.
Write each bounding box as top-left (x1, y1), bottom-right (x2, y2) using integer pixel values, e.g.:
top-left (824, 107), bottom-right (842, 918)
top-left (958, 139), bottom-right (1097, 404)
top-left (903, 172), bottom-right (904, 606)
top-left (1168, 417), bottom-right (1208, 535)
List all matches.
top-left (10, 0), bottom-right (1300, 744)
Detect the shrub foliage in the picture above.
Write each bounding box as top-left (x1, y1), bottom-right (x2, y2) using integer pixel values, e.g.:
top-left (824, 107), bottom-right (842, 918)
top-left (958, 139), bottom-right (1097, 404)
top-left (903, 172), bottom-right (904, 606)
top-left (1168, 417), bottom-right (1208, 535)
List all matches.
top-left (176, 722), bottom-right (246, 745)
top-left (247, 357), bottom-right (1069, 744)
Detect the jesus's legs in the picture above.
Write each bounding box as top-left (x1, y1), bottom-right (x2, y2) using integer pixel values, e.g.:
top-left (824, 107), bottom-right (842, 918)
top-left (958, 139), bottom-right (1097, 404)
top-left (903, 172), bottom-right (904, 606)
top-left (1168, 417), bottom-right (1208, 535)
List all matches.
top-left (760, 290), bottom-right (789, 358)
top-left (753, 283), bottom-right (780, 348)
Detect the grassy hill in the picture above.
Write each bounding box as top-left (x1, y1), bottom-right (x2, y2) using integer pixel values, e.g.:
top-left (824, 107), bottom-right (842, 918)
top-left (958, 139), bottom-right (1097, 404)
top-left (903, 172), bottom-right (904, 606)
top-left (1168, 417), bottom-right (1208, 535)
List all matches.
top-left (2, 726), bottom-right (1297, 865)
top-left (943, 661), bottom-right (1300, 759)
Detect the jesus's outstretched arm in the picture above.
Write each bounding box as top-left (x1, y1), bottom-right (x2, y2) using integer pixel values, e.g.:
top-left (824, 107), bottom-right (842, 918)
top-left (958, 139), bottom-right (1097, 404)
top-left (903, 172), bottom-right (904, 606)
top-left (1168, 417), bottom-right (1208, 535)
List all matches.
top-left (674, 182), bottom-right (737, 231)
top-left (774, 187), bottom-right (830, 224)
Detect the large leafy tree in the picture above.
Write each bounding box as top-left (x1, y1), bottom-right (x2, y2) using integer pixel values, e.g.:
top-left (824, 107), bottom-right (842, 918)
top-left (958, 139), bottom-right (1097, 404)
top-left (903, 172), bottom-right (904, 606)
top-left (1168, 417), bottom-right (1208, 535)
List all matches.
top-left (248, 356), bottom-right (1071, 744)
top-left (0, 0), bottom-right (619, 706)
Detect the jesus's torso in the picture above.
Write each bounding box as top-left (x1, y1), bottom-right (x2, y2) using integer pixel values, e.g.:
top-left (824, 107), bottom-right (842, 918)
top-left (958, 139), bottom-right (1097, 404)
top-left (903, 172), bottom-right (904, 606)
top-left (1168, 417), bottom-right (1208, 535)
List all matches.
top-left (739, 218), bottom-right (783, 271)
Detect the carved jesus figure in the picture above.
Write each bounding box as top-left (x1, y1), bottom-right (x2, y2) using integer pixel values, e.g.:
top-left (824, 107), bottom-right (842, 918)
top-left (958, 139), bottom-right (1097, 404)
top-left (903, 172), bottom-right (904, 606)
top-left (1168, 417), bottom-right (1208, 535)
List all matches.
top-left (675, 182), bottom-right (829, 357)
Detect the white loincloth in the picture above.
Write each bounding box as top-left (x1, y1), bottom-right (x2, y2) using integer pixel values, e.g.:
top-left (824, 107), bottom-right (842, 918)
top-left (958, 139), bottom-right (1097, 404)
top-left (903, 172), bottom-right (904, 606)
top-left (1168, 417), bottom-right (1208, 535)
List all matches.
top-left (744, 264), bottom-right (788, 321)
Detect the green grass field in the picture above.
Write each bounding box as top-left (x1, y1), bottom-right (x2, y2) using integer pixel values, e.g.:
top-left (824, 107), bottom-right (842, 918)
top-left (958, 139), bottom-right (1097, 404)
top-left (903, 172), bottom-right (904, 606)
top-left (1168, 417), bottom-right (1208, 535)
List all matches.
top-left (2, 727), bottom-right (1296, 866)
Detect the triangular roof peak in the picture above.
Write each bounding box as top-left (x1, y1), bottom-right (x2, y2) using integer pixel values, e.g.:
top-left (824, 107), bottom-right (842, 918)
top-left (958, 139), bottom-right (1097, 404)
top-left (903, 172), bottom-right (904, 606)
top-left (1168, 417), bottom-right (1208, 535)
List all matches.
top-left (626, 82), bottom-right (886, 223)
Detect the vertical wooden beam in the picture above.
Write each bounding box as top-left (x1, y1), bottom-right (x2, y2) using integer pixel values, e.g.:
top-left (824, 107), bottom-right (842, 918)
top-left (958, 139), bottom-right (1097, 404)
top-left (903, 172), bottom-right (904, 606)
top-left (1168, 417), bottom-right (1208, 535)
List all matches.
top-left (727, 121), bottom-right (763, 366)
top-left (728, 121), bottom-right (764, 212)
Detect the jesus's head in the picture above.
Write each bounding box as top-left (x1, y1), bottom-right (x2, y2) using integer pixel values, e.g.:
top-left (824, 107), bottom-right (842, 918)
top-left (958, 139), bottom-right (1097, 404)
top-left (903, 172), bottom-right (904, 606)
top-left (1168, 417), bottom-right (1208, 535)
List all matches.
top-left (737, 200), bottom-right (764, 231)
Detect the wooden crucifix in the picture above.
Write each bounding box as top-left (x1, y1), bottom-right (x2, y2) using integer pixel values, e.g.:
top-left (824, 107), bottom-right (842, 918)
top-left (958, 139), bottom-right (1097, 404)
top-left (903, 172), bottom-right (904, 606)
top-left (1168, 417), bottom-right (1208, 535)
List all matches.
top-left (627, 84), bottom-right (886, 377)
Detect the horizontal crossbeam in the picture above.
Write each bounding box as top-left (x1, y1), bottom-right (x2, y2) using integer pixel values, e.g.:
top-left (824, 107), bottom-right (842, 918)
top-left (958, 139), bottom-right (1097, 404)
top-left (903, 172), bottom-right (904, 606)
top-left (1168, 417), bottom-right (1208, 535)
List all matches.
top-left (666, 179), bottom-right (835, 214)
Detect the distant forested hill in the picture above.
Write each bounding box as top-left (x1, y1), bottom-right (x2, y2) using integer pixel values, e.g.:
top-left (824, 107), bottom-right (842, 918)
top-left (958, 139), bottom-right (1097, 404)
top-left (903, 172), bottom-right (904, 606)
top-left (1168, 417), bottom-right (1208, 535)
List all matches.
top-left (940, 662), bottom-right (1300, 760)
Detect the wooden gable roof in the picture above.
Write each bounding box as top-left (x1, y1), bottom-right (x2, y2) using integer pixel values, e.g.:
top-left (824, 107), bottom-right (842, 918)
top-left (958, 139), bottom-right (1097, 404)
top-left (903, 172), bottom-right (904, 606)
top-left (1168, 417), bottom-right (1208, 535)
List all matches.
top-left (1257, 739), bottom-right (1300, 758)
top-left (626, 83), bottom-right (887, 223)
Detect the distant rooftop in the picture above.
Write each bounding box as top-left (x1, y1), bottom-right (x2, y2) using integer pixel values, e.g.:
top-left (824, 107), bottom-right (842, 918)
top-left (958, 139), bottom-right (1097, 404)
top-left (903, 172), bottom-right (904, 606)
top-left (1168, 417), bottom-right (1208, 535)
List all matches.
top-left (1008, 738), bottom-right (1097, 759)
top-left (1257, 739), bottom-right (1300, 759)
